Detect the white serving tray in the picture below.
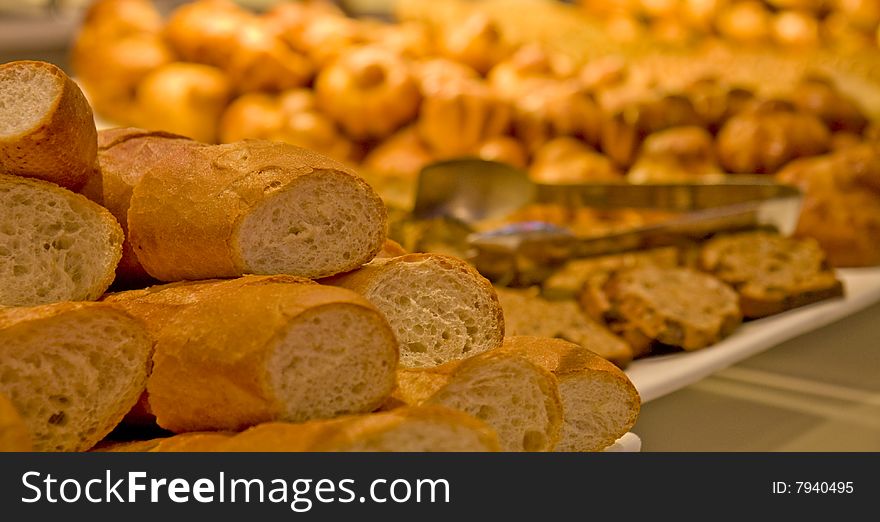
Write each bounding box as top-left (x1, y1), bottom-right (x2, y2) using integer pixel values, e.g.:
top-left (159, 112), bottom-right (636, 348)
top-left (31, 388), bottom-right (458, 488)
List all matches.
top-left (625, 267), bottom-right (880, 402)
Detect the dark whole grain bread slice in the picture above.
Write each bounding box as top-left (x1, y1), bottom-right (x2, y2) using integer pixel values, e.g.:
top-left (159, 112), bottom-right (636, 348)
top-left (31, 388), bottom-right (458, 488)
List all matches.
top-left (581, 266), bottom-right (742, 352)
top-left (699, 231), bottom-right (844, 318)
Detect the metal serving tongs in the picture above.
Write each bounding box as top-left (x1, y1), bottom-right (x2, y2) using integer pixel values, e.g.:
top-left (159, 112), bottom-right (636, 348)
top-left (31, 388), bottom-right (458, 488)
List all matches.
top-left (413, 159), bottom-right (804, 284)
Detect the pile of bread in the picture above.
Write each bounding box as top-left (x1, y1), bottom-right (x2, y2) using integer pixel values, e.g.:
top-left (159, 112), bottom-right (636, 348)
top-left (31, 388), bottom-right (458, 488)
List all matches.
top-left (0, 59), bottom-right (641, 453)
top-left (72, 0), bottom-right (880, 267)
top-left (578, 0), bottom-right (880, 49)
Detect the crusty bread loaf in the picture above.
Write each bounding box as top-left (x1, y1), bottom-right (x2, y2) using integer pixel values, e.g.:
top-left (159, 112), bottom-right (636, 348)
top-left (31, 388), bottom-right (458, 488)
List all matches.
top-left (0, 173), bottom-right (123, 307)
top-left (218, 406), bottom-right (500, 452)
top-left (324, 253), bottom-right (504, 368)
top-left (393, 351), bottom-right (563, 452)
top-left (582, 266), bottom-right (742, 352)
top-left (699, 230), bottom-right (844, 318)
top-left (83, 128), bottom-right (198, 287)
top-left (144, 281), bottom-right (398, 432)
top-left (0, 392), bottom-right (32, 451)
top-left (127, 140), bottom-right (387, 281)
top-left (0, 302), bottom-right (152, 451)
top-left (495, 286), bottom-right (633, 367)
top-left (499, 336), bottom-right (640, 452)
top-left (0, 61), bottom-right (97, 191)
top-left (376, 238), bottom-right (409, 259)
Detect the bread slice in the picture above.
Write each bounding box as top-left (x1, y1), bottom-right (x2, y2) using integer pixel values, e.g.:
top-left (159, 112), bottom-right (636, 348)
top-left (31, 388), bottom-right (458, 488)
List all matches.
top-left (127, 140), bottom-right (387, 281)
top-left (144, 281), bottom-right (398, 432)
top-left (699, 231), bottom-right (844, 318)
top-left (82, 127), bottom-right (198, 287)
top-left (0, 61), bottom-right (97, 191)
top-left (324, 253), bottom-right (504, 368)
top-left (542, 247), bottom-right (681, 300)
top-left (0, 392), bottom-right (32, 451)
top-left (0, 173), bottom-right (123, 307)
top-left (583, 267), bottom-right (742, 352)
top-left (499, 336), bottom-right (640, 452)
top-left (0, 302), bottom-right (152, 451)
top-left (495, 286), bottom-right (633, 367)
top-left (393, 351), bottom-right (563, 452)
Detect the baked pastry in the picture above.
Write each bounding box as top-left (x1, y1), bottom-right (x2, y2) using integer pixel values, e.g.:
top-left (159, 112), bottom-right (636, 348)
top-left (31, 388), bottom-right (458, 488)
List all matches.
top-left (628, 126), bottom-right (724, 183)
top-left (716, 102), bottom-right (831, 174)
top-left (363, 126), bottom-right (435, 178)
top-left (225, 21), bottom-right (314, 94)
top-left (789, 75), bottom-right (869, 134)
top-left (127, 140), bottom-right (386, 281)
top-left (393, 351), bottom-right (564, 452)
top-left (771, 9), bottom-right (821, 46)
top-left (0, 302), bottom-right (152, 451)
top-left (475, 136), bottom-right (529, 168)
top-left (315, 46), bottom-right (421, 141)
top-left (700, 230), bottom-right (844, 318)
top-left (500, 336), bottom-right (641, 451)
top-left (141, 280), bottom-right (398, 433)
top-left (417, 77), bottom-right (512, 157)
top-left (581, 266), bottom-right (742, 352)
top-left (513, 79), bottom-right (603, 152)
top-left (716, 0), bottom-right (772, 43)
top-left (530, 137), bottom-right (622, 183)
top-left (163, 0), bottom-right (256, 68)
top-left (495, 286), bottom-right (633, 367)
top-left (0, 61), bottom-right (97, 191)
top-left (601, 94), bottom-right (702, 168)
top-left (0, 392), bottom-right (31, 452)
top-left (0, 173), bottom-right (123, 307)
top-left (684, 76), bottom-right (756, 132)
top-left (134, 62), bottom-right (232, 143)
top-left (776, 145), bottom-right (880, 267)
top-left (437, 12), bottom-right (511, 75)
top-left (324, 253), bottom-right (505, 368)
top-left (488, 43), bottom-right (575, 99)
top-left (578, 55), bottom-right (629, 93)
top-left (218, 92), bottom-right (284, 143)
top-left (413, 58), bottom-right (480, 93)
top-left (279, 9), bottom-right (369, 67)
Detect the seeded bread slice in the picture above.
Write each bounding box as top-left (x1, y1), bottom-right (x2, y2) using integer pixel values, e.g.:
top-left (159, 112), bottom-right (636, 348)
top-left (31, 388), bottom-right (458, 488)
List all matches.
top-left (582, 267), bottom-right (742, 352)
top-left (699, 231), bottom-right (844, 318)
top-left (0, 173), bottom-right (123, 307)
top-left (494, 286), bottom-right (633, 367)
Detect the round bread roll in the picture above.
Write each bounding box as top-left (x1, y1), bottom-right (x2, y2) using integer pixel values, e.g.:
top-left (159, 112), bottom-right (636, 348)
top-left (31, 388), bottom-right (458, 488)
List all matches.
top-left (789, 75), bottom-right (868, 134)
top-left (363, 126), bottom-right (435, 178)
top-left (135, 62), bottom-right (232, 143)
top-left (0, 173), bottom-right (123, 307)
top-left (488, 43), bottom-right (575, 99)
top-left (128, 140), bottom-right (387, 281)
top-left (219, 92), bottom-right (285, 143)
top-left (530, 137), bottom-right (622, 183)
top-left (475, 136), bottom-right (528, 168)
top-left (0, 61), bottom-right (97, 191)
top-left (628, 126), bottom-right (723, 183)
top-left (512, 79), bottom-right (602, 152)
top-left (437, 12), bottom-right (511, 75)
top-left (324, 253), bottom-right (505, 369)
top-left (226, 22), bottom-right (314, 94)
top-left (163, 0), bottom-right (255, 68)
top-left (0, 392), bottom-right (31, 452)
top-left (0, 302), bottom-right (152, 451)
top-left (315, 46), bottom-right (421, 141)
top-left (146, 282), bottom-right (398, 432)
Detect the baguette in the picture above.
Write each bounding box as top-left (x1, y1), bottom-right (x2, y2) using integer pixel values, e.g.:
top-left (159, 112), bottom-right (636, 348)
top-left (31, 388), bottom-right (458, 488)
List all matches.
top-left (393, 351), bottom-right (563, 452)
top-left (83, 128), bottom-right (198, 287)
top-left (324, 253), bottom-right (504, 368)
top-left (499, 336), bottom-right (641, 452)
top-left (144, 281), bottom-right (398, 432)
top-left (495, 286), bottom-right (633, 367)
top-left (0, 173), bottom-right (123, 307)
top-left (699, 230), bottom-right (844, 318)
top-left (0, 61), bottom-right (97, 191)
top-left (127, 140), bottom-right (387, 281)
top-left (0, 392), bottom-right (31, 451)
top-left (0, 302), bottom-right (152, 451)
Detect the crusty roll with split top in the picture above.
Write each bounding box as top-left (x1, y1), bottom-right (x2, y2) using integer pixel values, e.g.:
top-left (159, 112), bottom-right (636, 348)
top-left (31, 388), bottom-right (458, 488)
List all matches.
top-left (324, 253), bottom-right (504, 368)
top-left (0, 61), bottom-right (97, 191)
top-left (127, 140), bottom-right (387, 281)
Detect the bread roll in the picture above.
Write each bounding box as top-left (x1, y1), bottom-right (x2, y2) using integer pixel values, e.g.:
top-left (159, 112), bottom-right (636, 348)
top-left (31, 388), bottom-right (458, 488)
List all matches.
top-left (474, 136), bottom-right (528, 168)
top-left (0, 173), bottom-right (123, 307)
top-left (0, 61), bottom-right (97, 191)
top-left (163, 0), bottom-right (255, 68)
top-left (134, 62), bottom-right (232, 143)
top-left (363, 126), bottom-right (435, 178)
top-left (84, 128), bottom-right (197, 287)
top-left (628, 126), bottom-right (723, 183)
top-left (437, 12), bottom-right (511, 75)
top-left (377, 239), bottom-right (408, 259)
top-left (127, 140), bottom-right (387, 281)
top-left (530, 137), bottom-right (621, 183)
top-left (700, 230), bottom-right (844, 317)
top-left (499, 336), bottom-right (640, 452)
top-left (0, 302), bottom-right (152, 451)
top-left (144, 281), bottom-right (398, 432)
top-left (226, 22), bottom-right (314, 94)
top-left (324, 253), bottom-right (504, 368)
top-left (0, 392), bottom-right (31, 452)
top-left (494, 287), bottom-right (633, 367)
top-left (393, 351), bottom-right (563, 452)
